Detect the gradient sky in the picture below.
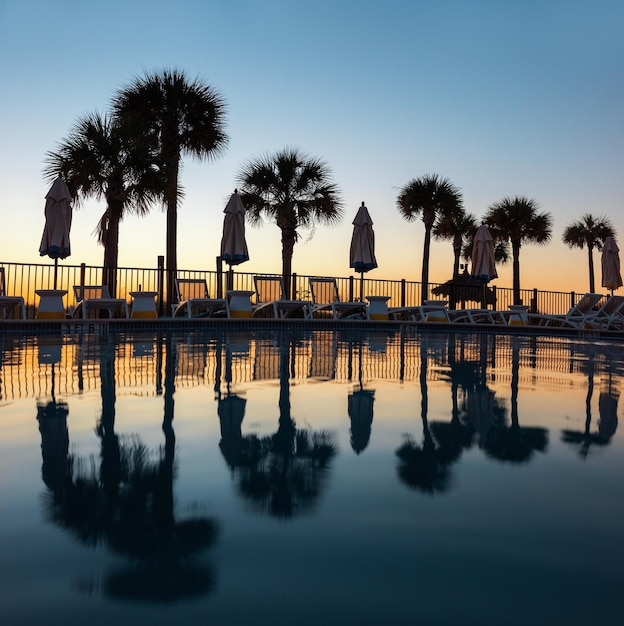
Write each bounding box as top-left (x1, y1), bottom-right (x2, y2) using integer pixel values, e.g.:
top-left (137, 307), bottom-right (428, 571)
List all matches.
top-left (1, 0), bottom-right (623, 294)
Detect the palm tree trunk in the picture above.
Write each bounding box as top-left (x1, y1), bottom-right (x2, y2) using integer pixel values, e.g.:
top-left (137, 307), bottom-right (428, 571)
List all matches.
top-left (281, 229), bottom-right (296, 299)
top-left (165, 159), bottom-right (180, 311)
top-left (587, 246), bottom-right (595, 293)
top-left (512, 241), bottom-right (521, 305)
top-left (421, 225), bottom-right (432, 303)
top-left (103, 201), bottom-right (122, 298)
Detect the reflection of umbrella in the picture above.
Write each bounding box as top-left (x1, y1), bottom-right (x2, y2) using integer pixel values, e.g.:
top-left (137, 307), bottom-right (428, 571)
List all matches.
top-left (220, 190), bottom-right (249, 290)
top-left (349, 202), bottom-right (377, 300)
top-left (39, 176), bottom-right (72, 289)
top-left (471, 224), bottom-right (497, 283)
top-left (598, 391), bottom-right (619, 441)
top-left (348, 388), bottom-right (375, 454)
top-left (601, 236), bottom-right (622, 295)
top-left (218, 393), bottom-right (247, 470)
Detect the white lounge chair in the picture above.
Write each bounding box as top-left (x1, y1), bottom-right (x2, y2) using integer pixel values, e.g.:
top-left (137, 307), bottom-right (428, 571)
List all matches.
top-left (0, 267), bottom-right (26, 319)
top-left (578, 295), bottom-right (624, 330)
top-left (522, 293), bottom-right (604, 328)
top-left (73, 286), bottom-right (129, 319)
top-left (308, 277), bottom-right (366, 319)
top-left (253, 276), bottom-right (311, 319)
top-left (173, 278), bottom-right (229, 318)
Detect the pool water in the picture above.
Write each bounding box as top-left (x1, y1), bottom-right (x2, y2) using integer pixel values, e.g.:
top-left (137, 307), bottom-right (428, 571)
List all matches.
top-left (1, 328), bottom-right (622, 626)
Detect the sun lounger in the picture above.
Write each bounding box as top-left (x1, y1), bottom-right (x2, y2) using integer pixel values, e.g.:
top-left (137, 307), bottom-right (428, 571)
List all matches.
top-left (521, 293), bottom-right (604, 328)
top-left (73, 286), bottom-right (129, 319)
top-left (577, 294), bottom-right (624, 330)
top-left (253, 276), bottom-right (311, 319)
top-left (308, 277), bottom-right (366, 319)
top-left (0, 267), bottom-right (26, 319)
top-left (448, 308), bottom-right (507, 324)
top-left (173, 278), bottom-right (229, 318)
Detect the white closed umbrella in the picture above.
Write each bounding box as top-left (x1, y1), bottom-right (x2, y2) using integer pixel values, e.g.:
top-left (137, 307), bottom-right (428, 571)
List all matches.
top-left (39, 176), bottom-right (72, 289)
top-left (601, 236), bottom-right (622, 295)
top-left (220, 190), bottom-right (249, 291)
top-left (471, 224), bottom-right (497, 308)
top-left (349, 202), bottom-right (377, 300)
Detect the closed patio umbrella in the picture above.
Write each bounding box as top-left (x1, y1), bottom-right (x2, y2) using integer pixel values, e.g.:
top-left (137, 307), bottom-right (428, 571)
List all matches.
top-left (349, 202), bottom-right (377, 300)
top-left (601, 236), bottom-right (622, 295)
top-left (39, 176), bottom-right (72, 289)
top-left (471, 224), bottom-right (497, 308)
top-left (220, 190), bottom-right (249, 291)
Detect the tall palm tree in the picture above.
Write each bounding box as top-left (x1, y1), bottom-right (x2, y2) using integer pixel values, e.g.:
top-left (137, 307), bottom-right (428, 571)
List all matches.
top-left (562, 214), bottom-right (614, 293)
top-left (484, 196), bottom-right (552, 305)
top-left (44, 111), bottom-right (162, 296)
top-left (236, 148), bottom-right (343, 299)
top-left (397, 174), bottom-right (463, 303)
top-left (112, 69), bottom-right (228, 307)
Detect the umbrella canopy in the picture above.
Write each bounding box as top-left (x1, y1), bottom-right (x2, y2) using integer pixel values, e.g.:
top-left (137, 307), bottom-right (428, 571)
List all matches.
top-left (471, 224), bottom-right (497, 283)
top-left (601, 236), bottom-right (622, 293)
top-left (349, 202), bottom-right (377, 273)
top-left (348, 388), bottom-right (375, 454)
top-left (39, 176), bottom-right (72, 260)
top-left (220, 190), bottom-right (249, 266)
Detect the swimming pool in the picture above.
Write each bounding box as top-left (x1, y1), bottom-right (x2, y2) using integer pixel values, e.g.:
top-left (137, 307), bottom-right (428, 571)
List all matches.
top-left (1, 328), bottom-right (622, 625)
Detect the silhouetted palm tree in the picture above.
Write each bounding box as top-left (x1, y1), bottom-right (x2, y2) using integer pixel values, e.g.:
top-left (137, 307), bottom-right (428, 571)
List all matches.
top-left (113, 69), bottom-right (228, 307)
top-left (237, 148), bottom-right (343, 299)
top-left (484, 196), bottom-right (552, 305)
top-left (44, 111), bottom-right (162, 295)
top-left (562, 214), bottom-right (614, 293)
top-left (397, 174), bottom-right (463, 302)
top-left (231, 341), bottom-right (338, 518)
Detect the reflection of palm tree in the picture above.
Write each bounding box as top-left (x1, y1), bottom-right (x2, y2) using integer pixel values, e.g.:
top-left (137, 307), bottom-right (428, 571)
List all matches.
top-left (231, 341), bottom-right (338, 519)
top-left (42, 336), bottom-right (218, 603)
top-left (482, 340), bottom-right (548, 463)
top-left (562, 356), bottom-right (619, 459)
top-left (396, 338), bottom-right (454, 494)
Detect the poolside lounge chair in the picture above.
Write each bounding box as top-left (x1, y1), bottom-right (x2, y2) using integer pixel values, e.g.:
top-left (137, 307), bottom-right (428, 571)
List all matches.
top-left (253, 276), bottom-right (311, 319)
top-left (173, 278), bottom-right (229, 318)
top-left (388, 305), bottom-right (425, 322)
top-left (0, 267), bottom-right (26, 319)
top-left (308, 277), bottom-right (366, 319)
top-left (447, 308), bottom-right (507, 325)
top-left (577, 294), bottom-right (624, 330)
top-left (73, 286), bottom-right (129, 319)
top-left (522, 292), bottom-right (604, 328)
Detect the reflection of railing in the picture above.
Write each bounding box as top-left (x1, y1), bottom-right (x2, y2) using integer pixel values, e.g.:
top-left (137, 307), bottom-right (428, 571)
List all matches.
top-left (1, 330), bottom-right (622, 402)
top-left (1, 260), bottom-right (587, 318)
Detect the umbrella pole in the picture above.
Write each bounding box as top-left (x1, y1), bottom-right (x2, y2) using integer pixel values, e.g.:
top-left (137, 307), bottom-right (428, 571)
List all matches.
top-left (53, 258), bottom-right (58, 290)
top-left (360, 272), bottom-right (364, 301)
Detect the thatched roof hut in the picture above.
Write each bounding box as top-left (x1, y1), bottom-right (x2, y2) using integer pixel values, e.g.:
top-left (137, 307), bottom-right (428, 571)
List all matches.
top-left (432, 270), bottom-right (496, 307)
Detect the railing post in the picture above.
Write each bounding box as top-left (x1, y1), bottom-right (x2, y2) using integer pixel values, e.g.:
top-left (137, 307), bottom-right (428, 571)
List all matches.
top-left (401, 279), bottom-right (406, 308)
top-left (291, 273), bottom-right (297, 300)
top-left (492, 285), bottom-right (497, 310)
top-left (157, 255), bottom-right (165, 317)
top-left (348, 276), bottom-right (354, 302)
top-left (531, 288), bottom-right (538, 314)
top-left (216, 256), bottom-right (223, 299)
top-left (79, 263), bottom-right (86, 290)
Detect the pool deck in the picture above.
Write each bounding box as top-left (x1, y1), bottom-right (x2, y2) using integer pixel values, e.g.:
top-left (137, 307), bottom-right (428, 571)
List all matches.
top-left (1, 316), bottom-right (622, 342)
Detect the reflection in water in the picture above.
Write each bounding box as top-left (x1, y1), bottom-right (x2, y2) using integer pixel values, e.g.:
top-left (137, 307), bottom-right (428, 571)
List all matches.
top-left (222, 339), bottom-right (338, 519)
top-left (562, 355), bottom-right (620, 459)
top-left (347, 341), bottom-right (375, 454)
top-left (40, 335), bottom-right (219, 604)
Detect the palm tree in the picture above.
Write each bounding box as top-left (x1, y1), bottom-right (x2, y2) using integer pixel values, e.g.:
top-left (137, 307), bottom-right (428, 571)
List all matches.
top-left (562, 214), bottom-right (614, 293)
top-left (44, 111), bottom-right (162, 296)
top-left (236, 148), bottom-right (343, 299)
top-left (484, 196), bottom-right (552, 305)
top-left (397, 174), bottom-right (463, 303)
top-left (112, 69), bottom-right (228, 307)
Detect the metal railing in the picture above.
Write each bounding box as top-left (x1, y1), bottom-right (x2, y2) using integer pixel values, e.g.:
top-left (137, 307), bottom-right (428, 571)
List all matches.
top-left (1, 258), bottom-right (586, 319)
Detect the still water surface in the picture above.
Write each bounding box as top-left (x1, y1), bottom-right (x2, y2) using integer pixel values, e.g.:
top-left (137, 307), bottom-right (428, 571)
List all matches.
top-left (1, 328), bottom-right (623, 625)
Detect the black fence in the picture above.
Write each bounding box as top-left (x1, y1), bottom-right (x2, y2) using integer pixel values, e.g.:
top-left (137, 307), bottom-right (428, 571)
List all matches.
top-left (1, 258), bottom-right (586, 319)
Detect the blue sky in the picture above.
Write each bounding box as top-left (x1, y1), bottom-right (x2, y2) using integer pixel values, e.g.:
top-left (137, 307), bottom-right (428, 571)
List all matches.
top-left (1, 0), bottom-right (623, 292)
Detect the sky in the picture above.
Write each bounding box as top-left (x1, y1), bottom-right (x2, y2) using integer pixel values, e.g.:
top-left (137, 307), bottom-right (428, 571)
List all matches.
top-left (1, 0), bottom-right (623, 294)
